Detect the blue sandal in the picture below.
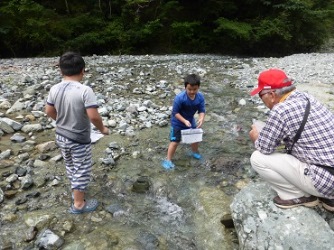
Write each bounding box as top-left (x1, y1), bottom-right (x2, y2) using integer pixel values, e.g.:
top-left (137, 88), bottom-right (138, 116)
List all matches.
top-left (191, 152), bottom-right (202, 160)
top-left (69, 199), bottom-right (99, 214)
top-left (161, 160), bottom-right (175, 170)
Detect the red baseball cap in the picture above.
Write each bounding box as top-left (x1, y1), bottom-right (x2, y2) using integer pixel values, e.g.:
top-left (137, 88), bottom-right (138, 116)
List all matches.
top-left (250, 69), bottom-right (293, 96)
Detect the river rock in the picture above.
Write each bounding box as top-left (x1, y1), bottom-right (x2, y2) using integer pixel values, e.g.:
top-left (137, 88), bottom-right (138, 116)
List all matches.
top-left (35, 228), bottom-right (64, 249)
top-left (36, 141), bottom-right (57, 152)
top-left (1, 117), bottom-right (23, 131)
top-left (0, 119), bottom-right (15, 133)
top-left (0, 188), bottom-right (4, 203)
top-left (230, 182), bottom-right (334, 249)
top-left (21, 123), bottom-right (43, 133)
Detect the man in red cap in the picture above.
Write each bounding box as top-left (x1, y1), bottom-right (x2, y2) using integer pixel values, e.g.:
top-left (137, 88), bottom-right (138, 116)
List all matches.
top-left (249, 68), bottom-right (334, 212)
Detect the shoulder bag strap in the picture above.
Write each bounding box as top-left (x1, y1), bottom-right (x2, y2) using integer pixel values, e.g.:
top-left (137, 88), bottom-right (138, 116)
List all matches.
top-left (286, 98), bottom-right (310, 154)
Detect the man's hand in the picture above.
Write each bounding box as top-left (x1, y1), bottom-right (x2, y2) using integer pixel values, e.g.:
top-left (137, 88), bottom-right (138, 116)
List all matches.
top-left (249, 125), bottom-right (259, 143)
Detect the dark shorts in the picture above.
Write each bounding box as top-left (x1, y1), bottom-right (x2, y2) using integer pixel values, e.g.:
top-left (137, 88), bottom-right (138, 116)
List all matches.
top-left (169, 127), bottom-right (182, 142)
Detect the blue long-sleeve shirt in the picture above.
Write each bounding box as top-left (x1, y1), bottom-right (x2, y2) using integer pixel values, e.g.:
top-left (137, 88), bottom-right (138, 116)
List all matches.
top-left (171, 90), bottom-right (205, 129)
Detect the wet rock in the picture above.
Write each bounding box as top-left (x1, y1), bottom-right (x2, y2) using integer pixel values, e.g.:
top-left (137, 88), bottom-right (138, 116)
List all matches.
top-left (105, 203), bottom-right (124, 216)
top-left (1, 170), bottom-right (12, 177)
top-left (24, 211), bottom-right (54, 230)
top-left (62, 242), bottom-right (86, 249)
top-left (26, 191), bottom-right (40, 198)
top-left (194, 187), bottom-right (234, 250)
top-left (15, 196), bottom-right (28, 205)
top-left (0, 238), bottom-right (12, 250)
top-left (4, 189), bottom-right (18, 199)
top-left (0, 188), bottom-right (4, 203)
top-left (137, 232), bottom-right (159, 249)
top-left (62, 220), bottom-right (74, 233)
top-left (132, 176), bottom-right (150, 193)
top-left (35, 228), bottom-right (64, 249)
top-left (2, 213), bottom-right (18, 222)
top-left (0, 159), bottom-right (14, 169)
top-left (20, 174), bottom-right (33, 189)
top-left (132, 150), bottom-right (141, 158)
top-left (34, 176), bottom-right (47, 188)
top-left (25, 226), bottom-right (38, 242)
top-left (100, 156), bottom-right (115, 166)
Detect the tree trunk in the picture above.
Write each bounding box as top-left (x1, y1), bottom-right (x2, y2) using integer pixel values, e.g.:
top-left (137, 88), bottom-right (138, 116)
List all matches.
top-left (64, 0), bottom-right (69, 14)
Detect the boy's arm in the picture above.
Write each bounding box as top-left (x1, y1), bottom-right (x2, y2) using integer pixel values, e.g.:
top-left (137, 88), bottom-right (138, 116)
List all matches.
top-left (86, 108), bottom-right (110, 135)
top-left (197, 112), bottom-right (205, 128)
top-left (175, 113), bottom-right (191, 127)
top-left (45, 104), bottom-right (57, 120)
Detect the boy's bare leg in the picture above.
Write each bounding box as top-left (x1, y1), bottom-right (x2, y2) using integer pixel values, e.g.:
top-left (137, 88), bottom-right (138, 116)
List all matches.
top-left (167, 142), bottom-right (179, 160)
top-left (73, 189), bottom-right (85, 209)
top-left (190, 142), bottom-right (199, 153)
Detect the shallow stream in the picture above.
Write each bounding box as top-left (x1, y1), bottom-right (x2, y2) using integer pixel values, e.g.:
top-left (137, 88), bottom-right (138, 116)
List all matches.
top-left (0, 55), bottom-right (270, 249)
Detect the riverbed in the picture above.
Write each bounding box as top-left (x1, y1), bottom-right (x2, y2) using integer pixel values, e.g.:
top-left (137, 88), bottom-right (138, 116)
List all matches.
top-left (0, 53), bottom-right (333, 249)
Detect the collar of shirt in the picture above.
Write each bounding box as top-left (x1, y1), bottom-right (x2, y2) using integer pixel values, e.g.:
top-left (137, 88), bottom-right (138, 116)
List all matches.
top-left (279, 90), bottom-right (295, 103)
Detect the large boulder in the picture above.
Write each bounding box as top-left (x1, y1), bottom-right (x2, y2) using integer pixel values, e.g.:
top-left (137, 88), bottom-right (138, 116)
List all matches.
top-left (231, 181), bottom-right (334, 250)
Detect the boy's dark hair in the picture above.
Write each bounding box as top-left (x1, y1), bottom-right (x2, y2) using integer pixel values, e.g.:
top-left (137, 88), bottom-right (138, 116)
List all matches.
top-left (184, 74), bottom-right (201, 88)
top-left (59, 52), bottom-right (85, 76)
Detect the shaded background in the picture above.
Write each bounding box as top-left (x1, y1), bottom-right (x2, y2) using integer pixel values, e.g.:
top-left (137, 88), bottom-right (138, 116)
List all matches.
top-left (0, 0), bottom-right (334, 58)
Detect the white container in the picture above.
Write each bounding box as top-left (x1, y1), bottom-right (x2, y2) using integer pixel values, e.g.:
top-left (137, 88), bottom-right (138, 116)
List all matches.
top-left (181, 128), bottom-right (203, 144)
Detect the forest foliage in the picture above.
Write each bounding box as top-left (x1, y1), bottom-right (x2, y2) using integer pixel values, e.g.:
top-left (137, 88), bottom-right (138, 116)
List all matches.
top-left (0, 0), bottom-right (333, 58)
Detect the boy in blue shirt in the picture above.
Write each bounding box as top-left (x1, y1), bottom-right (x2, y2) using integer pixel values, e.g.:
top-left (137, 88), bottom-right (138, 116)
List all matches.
top-left (162, 74), bottom-right (206, 169)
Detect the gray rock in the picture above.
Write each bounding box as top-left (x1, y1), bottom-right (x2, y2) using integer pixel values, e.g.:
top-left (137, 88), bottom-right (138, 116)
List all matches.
top-left (0, 100), bottom-right (11, 109)
top-left (1, 117), bottom-right (23, 130)
top-left (0, 188), bottom-right (4, 203)
top-left (35, 141), bottom-right (57, 152)
top-left (21, 123), bottom-right (43, 133)
top-left (0, 149), bottom-right (11, 160)
top-left (35, 228), bottom-right (64, 249)
top-left (10, 133), bottom-right (26, 142)
top-left (0, 119), bottom-right (15, 133)
top-left (20, 174), bottom-right (33, 189)
top-left (6, 99), bottom-right (24, 114)
top-left (231, 182), bottom-right (334, 250)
